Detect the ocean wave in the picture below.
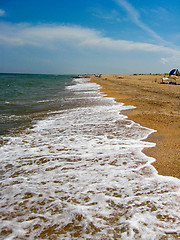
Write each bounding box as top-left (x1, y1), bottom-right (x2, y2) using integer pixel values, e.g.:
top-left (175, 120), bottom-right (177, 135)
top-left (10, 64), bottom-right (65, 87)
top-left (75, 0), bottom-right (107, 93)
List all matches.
top-left (0, 78), bottom-right (179, 239)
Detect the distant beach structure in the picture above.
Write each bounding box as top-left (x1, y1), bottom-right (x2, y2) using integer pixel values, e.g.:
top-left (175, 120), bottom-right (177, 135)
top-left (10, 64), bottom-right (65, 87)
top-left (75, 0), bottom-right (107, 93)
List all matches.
top-left (161, 68), bottom-right (180, 84)
top-left (169, 68), bottom-right (179, 76)
top-left (95, 74), bottom-right (102, 77)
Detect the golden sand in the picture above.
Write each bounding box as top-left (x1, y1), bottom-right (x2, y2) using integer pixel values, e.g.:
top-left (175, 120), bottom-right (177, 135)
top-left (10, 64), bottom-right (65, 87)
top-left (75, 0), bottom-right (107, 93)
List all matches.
top-left (89, 74), bottom-right (180, 179)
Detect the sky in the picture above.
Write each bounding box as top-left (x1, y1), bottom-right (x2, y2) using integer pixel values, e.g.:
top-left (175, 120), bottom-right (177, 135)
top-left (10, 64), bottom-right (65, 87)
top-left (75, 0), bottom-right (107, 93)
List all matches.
top-left (0, 0), bottom-right (180, 74)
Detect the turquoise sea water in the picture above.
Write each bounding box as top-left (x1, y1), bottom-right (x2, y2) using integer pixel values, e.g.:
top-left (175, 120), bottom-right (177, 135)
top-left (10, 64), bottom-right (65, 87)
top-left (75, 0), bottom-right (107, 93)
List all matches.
top-left (0, 74), bottom-right (180, 239)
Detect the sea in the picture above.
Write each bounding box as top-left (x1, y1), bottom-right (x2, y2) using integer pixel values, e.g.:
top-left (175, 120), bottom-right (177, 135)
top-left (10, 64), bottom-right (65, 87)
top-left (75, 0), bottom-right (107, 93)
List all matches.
top-left (0, 73), bottom-right (180, 240)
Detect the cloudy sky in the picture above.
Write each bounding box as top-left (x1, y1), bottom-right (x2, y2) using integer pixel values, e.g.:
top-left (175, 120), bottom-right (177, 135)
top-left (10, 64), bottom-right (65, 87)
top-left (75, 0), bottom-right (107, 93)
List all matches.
top-left (0, 0), bottom-right (180, 74)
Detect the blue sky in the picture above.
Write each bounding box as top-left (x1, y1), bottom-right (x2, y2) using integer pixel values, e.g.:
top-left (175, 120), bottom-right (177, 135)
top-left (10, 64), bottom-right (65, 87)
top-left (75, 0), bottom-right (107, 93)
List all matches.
top-left (0, 0), bottom-right (180, 74)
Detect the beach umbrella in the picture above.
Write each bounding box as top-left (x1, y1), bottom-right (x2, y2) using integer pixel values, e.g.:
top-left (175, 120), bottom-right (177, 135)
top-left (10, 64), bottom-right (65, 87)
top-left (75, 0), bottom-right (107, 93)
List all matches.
top-left (169, 69), bottom-right (179, 76)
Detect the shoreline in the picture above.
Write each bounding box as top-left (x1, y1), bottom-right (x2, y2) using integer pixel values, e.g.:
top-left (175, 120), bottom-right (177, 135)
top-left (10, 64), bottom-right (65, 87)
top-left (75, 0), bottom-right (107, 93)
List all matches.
top-left (89, 74), bottom-right (180, 179)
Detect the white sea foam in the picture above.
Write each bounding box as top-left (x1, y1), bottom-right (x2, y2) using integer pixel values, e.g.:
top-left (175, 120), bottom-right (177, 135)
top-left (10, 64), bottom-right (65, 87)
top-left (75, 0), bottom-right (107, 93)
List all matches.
top-left (0, 78), bottom-right (180, 239)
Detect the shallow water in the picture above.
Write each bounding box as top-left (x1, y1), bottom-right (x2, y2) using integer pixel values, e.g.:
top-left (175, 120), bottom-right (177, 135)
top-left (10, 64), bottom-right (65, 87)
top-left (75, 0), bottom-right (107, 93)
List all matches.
top-left (0, 77), bottom-right (180, 239)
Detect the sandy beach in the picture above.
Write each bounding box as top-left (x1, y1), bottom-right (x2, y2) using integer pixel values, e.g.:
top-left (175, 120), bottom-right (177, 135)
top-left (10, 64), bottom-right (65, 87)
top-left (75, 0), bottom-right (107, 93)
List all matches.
top-left (89, 74), bottom-right (180, 179)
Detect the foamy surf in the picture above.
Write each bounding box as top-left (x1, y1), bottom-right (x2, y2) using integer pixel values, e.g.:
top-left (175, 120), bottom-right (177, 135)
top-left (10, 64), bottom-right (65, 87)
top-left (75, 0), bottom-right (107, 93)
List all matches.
top-left (0, 78), bottom-right (180, 239)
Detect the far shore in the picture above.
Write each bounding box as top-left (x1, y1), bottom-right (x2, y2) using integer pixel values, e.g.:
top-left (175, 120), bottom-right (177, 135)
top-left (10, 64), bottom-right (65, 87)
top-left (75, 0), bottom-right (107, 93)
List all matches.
top-left (88, 74), bottom-right (180, 179)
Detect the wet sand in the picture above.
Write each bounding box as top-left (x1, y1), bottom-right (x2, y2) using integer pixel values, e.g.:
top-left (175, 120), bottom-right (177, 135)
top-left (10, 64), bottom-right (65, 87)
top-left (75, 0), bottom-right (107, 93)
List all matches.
top-left (89, 74), bottom-right (180, 179)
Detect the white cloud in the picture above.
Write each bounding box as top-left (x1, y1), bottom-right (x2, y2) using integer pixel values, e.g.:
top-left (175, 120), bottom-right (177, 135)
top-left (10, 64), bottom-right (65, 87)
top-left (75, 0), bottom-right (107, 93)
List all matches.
top-left (0, 22), bottom-right (178, 55)
top-left (161, 58), bottom-right (169, 65)
top-left (0, 23), bottom-right (100, 47)
top-left (92, 8), bottom-right (120, 21)
top-left (115, 0), bottom-right (166, 44)
top-left (0, 21), bottom-right (180, 68)
top-left (0, 35), bottom-right (24, 45)
top-left (161, 55), bottom-right (180, 65)
top-left (0, 9), bottom-right (5, 16)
